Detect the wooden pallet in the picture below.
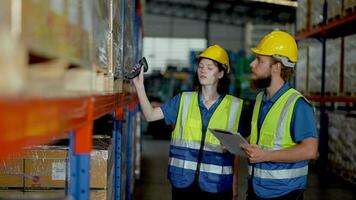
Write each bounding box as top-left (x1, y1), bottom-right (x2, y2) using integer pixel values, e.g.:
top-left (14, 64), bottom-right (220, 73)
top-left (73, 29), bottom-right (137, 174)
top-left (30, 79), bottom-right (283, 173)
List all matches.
top-left (328, 161), bottom-right (356, 185)
top-left (328, 14), bottom-right (341, 23)
top-left (344, 6), bottom-right (356, 15)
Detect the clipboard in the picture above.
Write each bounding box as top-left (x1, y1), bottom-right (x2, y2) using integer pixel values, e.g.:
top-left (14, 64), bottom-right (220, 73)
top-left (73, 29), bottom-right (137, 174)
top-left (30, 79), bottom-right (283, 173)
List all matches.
top-left (209, 128), bottom-right (248, 156)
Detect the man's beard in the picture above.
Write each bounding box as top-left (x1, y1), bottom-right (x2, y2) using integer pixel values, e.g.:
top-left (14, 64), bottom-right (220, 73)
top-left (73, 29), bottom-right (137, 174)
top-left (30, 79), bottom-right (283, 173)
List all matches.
top-left (251, 75), bottom-right (272, 89)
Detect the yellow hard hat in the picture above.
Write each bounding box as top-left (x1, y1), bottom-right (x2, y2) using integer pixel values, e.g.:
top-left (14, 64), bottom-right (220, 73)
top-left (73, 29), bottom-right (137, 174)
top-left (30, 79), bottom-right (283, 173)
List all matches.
top-left (197, 44), bottom-right (230, 74)
top-left (251, 31), bottom-right (298, 65)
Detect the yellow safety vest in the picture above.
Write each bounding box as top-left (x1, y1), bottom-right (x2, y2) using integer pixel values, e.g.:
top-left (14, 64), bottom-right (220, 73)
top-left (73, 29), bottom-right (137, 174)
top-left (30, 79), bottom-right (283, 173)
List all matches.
top-left (249, 88), bottom-right (309, 197)
top-left (168, 91), bottom-right (243, 192)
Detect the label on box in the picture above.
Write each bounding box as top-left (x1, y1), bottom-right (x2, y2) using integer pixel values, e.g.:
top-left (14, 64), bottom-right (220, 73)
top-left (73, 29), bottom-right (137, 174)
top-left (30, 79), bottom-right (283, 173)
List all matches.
top-left (52, 162), bottom-right (66, 180)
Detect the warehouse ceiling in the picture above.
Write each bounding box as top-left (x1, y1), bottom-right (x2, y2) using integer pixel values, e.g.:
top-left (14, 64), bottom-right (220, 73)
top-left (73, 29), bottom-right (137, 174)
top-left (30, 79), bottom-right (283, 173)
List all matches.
top-left (145, 0), bottom-right (297, 26)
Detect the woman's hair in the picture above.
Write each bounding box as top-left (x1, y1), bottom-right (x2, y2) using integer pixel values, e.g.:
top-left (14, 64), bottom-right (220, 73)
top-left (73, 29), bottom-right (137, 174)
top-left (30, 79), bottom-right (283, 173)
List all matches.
top-left (193, 58), bottom-right (229, 94)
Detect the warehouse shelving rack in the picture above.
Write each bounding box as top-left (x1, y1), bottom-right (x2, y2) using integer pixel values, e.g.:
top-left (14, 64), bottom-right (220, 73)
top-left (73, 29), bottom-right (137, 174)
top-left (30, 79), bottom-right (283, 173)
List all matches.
top-left (0, 0), bottom-right (143, 199)
top-left (296, 0), bottom-right (356, 170)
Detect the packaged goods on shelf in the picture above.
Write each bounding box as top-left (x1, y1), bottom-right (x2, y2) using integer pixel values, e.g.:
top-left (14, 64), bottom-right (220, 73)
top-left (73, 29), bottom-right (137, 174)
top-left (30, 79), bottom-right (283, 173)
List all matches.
top-left (327, 0), bottom-right (342, 21)
top-left (344, 0), bottom-right (356, 14)
top-left (124, 0), bottom-right (135, 76)
top-left (327, 111), bottom-right (356, 175)
top-left (310, 0), bottom-right (325, 27)
top-left (92, 1), bottom-right (110, 73)
top-left (302, 38), bottom-right (341, 95)
top-left (325, 38), bottom-right (341, 94)
top-left (0, 157), bottom-right (23, 188)
top-left (0, 0), bottom-right (11, 28)
top-left (296, 0), bottom-right (310, 32)
top-left (0, 32), bottom-right (27, 96)
top-left (113, 0), bottom-right (123, 78)
top-left (344, 33), bottom-right (356, 94)
top-left (296, 46), bottom-right (308, 93)
top-left (21, 0), bottom-right (51, 56)
top-left (67, 0), bottom-right (82, 61)
top-left (21, 0), bottom-right (81, 62)
top-left (27, 59), bottom-right (69, 96)
top-left (80, 0), bottom-right (93, 66)
top-left (308, 41), bottom-right (322, 94)
top-left (63, 68), bottom-right (95, 94)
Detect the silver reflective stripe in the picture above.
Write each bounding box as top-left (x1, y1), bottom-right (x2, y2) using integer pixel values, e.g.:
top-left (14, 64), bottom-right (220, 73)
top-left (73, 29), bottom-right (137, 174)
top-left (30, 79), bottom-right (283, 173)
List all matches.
top-left (170, 157), bottom-right (197, 171)
top-left (273, 93), bottom-right (300, 150)
top-left (200, 163), bottom-right (232, 175)
top-left (179, 92), bottom-right (194, 140)
top-left (227, 97), bottom-right (240, 132)
top-left (171, 138), bottom-right (223, 153)
top-left (170, 157), bottom-right (232, 175)
top-left (248, 165), bottom-right (308, 179)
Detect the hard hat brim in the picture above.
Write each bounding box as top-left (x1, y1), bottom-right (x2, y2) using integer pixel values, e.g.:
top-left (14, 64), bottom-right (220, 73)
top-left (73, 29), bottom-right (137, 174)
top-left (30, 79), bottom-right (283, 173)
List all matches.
top-left (196, 56), bottom-right (230, 74)
top-left (250, 48), bottom-right (272, 56)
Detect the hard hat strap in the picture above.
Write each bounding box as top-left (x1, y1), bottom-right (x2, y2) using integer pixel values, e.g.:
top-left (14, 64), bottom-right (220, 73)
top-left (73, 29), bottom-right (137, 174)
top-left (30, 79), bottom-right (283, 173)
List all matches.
top-left (272, 55), bottom-right (295, 68)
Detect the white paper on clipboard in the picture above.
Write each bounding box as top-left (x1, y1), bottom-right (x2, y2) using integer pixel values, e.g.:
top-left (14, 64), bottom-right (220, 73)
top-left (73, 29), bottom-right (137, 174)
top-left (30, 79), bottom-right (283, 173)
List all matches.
top-left (209, 128), bottom-right (248, 156)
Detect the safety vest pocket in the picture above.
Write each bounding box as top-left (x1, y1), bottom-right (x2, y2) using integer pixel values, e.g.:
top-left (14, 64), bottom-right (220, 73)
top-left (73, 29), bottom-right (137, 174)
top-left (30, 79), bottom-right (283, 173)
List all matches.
top-left (259, 131), bottom-right (275, 147)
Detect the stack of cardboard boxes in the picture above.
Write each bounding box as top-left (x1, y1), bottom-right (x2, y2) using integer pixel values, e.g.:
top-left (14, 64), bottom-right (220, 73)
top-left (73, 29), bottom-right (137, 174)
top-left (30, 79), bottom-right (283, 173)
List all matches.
top-left (0, 146), bottom-right (108, 199)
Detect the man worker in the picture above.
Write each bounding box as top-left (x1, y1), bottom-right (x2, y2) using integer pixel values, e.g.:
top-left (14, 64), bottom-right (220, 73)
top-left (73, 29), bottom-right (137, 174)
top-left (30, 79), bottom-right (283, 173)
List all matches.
top-left (240, 31), bottom-right (319, 200)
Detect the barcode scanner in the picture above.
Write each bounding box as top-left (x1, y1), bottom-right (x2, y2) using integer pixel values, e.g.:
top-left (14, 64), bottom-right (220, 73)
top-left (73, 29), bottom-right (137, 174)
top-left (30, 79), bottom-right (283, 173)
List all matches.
top-left (125, 57), bottom-right (149, 79)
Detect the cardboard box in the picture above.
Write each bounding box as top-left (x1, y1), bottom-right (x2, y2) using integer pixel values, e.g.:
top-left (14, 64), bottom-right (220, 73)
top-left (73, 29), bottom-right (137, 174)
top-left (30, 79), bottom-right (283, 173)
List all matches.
top-left (0, 158), bottom-right (24, 188)
top-left (90, 150), bottom-right (108, 189)
top-left (24, 149), bottom-right (68, 189)
top-left (90, 190), bottom-right (107, 200)
top-left (0, 146), bottom-right (108, 190)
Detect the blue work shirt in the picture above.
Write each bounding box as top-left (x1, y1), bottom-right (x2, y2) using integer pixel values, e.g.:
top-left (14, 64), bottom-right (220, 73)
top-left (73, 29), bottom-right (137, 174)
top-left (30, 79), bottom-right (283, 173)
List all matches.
top-left (160, 92), bottom-right (244, 134)
top-left (258, 83), bottom-right (318, 142)
top-left (252, 83), bottom-right (318, 198)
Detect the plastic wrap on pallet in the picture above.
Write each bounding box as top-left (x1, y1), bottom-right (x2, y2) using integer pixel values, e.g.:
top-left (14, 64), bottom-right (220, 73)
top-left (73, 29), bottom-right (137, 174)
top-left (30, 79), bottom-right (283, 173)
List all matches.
top-left (92, 1), bottom-right (111, 71)
top-left (308, 41), bottom-right (322, 94)
top-left (80, 0), bottom-right (94, 65)
top-left (310, 0), bottom-right (324, 27)
top-left (297, 0), bottom-right (309, 32)
top-left (344, 33), bottom-right (356, 94)
top-left (21, 0), bottom-right (51, 56)
top-left (327, 0), bottom-right (342, 20)
top-left (124, 0), bottom-right (135, 76)
top-left (327, 111), bottom-right (356, 174)
top-left (113, 0), bottom-right (123, 79)
top-left (325, 38), bottom-right (341, 94)
top-left (67, 0), bottom-right (81, 60)
top-left (296, 47), bottom-right (308, 93)
top-left (48, 0), bottom-right (69, 59)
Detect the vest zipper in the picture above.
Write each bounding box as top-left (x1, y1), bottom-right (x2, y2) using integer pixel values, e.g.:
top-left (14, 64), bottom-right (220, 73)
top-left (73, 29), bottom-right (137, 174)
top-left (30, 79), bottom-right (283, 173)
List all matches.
top-left (195, 126), bottom-right (206, 182)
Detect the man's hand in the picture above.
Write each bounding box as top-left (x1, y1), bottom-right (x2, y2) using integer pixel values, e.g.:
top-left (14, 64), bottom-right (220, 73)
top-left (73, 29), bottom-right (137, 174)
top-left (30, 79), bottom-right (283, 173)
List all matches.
top-left (240, 144), bottom-right (269, 163)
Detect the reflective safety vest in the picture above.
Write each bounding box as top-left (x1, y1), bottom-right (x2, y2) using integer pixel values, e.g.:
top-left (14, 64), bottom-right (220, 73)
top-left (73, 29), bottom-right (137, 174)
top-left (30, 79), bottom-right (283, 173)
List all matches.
top-left (168, 92), bottom-right (243, 193)
top-left (249, 88), bottom-right (309, 198)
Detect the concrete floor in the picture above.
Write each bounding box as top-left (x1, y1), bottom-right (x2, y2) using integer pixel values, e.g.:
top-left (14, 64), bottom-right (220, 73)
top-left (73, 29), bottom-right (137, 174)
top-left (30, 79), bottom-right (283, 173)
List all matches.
top-left (133, 136), bottom-right (356, 200)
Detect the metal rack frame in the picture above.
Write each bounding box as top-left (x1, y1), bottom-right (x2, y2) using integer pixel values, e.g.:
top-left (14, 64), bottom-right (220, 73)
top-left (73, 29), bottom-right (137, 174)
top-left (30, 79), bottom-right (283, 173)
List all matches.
top-left (296, 0), bottom-right (356, 169)
top-left (0, 0), bottom-right (143, 199)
